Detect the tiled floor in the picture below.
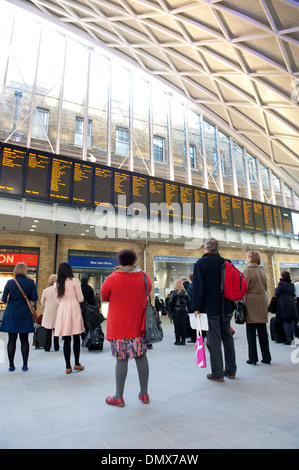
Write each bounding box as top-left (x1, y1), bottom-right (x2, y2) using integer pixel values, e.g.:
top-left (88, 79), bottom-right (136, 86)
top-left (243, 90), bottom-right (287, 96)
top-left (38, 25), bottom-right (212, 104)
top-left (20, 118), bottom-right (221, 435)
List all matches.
top-left (0, 317), bottom-right (298, 449)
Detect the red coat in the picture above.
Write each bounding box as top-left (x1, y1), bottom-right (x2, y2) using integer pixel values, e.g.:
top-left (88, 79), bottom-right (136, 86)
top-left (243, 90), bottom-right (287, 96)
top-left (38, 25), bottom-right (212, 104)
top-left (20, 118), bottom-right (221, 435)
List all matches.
top-left (101, 270), bottom-right (152, 341)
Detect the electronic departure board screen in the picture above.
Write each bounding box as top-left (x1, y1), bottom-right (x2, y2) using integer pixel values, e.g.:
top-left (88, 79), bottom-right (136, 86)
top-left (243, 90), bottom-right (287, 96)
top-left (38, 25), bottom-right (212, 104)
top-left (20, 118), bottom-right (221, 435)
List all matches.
top-left (72, 162), bottom-right (93, 206)
top-left (243, 200), bottom-right (255, 230)
top-left (232, 197), bottom-right (244, 229)
top-left (194, 188), bottom-right (208, 225)
top-left (180, 184), bottom-right (194, 222)
top-left (132, 174), bottom-right (148, 217)
top-left (253, 202), bottom-right (265, 233)
top-left (0, 144), bottom-right (26, 197)
top-left (114, 171), bottom-right (131, 211)
top-left (49, 157), bottom-right (73, 203)
top-left (25, 150), bottom-right (51, 200)
top-left (208, 191), bottom-right (221, 225)
top-left (220, 195), bottom-right (232, 227)
top-left (281, 209), bottom-right (293, 237)
top-left (263, 204), bottom-right (275, 235)
top-left (165, 182), bottom-right (180, 220)
top-left (0, 142), bottom-right (298, 239)
top-left (149, 178), bottom-right (164, 217)
top-left (273, 207), bottom-right (283, 236)
top-left (94, 166), bottom-right (112, 208)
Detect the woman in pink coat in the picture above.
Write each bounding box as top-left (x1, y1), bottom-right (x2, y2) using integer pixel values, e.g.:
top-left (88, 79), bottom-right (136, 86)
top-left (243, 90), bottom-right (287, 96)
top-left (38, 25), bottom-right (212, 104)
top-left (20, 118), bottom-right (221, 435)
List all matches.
top-left (54, 262), bottom-right (84, 374)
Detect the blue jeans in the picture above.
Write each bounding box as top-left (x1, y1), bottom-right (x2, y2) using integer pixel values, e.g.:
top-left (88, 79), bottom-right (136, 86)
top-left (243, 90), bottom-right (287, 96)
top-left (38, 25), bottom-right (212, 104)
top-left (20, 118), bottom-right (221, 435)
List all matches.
top-left (206, 315), bottom-right (236, 379)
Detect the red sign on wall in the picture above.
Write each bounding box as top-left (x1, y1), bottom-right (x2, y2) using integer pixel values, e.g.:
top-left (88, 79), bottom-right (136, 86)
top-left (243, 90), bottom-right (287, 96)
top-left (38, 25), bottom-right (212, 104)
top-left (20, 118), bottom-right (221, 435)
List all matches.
top-left (0, 253), bottom-right (39, 267)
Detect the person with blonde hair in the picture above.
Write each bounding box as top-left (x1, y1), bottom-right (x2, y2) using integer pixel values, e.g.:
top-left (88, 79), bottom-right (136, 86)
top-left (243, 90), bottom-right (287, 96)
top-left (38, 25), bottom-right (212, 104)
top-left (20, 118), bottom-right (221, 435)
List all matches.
top-left (243, 250), bottom-right (271, 364)
top-left (0, 262), bottom-right (38, 371)
top-left (41, 274), bottom-right (59, 351)
top-left (169, 279), bottom-right (191, 345)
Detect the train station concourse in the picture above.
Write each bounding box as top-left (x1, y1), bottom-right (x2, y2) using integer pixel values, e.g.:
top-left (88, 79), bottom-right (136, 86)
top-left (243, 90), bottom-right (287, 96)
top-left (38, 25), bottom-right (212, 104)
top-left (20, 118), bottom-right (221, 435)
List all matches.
top-left (0, 0), bottom-right (298, 451)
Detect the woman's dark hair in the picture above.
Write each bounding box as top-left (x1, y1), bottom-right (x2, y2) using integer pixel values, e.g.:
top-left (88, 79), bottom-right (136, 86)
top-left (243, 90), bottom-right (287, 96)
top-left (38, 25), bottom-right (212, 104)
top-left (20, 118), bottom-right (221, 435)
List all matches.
top-left (118, 249), bottom-right (137, 266)
top-left (81, 275), bottom-right (89, 286)
top-left (56, 262), bottom-right (74, 298)
top-left (281, 270), bottom-right (291, 281)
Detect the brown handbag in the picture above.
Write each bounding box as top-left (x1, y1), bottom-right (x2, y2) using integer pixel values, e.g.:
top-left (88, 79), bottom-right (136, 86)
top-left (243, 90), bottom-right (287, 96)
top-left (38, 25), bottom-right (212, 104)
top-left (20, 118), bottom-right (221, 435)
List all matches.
top-left (14, 278), bottom-right (38, 322)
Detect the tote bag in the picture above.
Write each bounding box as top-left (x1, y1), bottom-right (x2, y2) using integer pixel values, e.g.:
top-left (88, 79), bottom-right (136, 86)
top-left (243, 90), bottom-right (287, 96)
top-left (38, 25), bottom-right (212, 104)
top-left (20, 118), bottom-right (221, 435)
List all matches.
top-left (142, 272), bottom-right (163, 344)
top-left (195, 316), bottom-right (206, 368)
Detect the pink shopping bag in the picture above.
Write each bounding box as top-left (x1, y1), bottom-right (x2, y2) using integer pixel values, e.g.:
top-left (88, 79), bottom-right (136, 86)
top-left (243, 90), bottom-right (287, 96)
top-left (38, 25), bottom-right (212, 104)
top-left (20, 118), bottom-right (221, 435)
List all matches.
top-left (195, 316), bottom-right (206, 368)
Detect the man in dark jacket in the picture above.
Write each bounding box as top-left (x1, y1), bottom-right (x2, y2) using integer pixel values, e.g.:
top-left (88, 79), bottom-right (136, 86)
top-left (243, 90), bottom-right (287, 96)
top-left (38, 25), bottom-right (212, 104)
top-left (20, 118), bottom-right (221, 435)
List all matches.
top-left (192, 237), bottom-right (236, 382)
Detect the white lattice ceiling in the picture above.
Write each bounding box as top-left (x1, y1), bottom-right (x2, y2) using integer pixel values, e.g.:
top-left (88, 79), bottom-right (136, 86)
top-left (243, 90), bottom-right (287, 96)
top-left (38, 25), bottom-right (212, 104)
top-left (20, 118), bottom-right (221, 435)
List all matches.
top-left (11, 0), bottom-right (299, 195)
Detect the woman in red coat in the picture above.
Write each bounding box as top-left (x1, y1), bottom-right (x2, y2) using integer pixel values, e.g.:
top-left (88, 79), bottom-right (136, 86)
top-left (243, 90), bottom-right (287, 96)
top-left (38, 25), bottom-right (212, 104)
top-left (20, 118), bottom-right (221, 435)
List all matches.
top-left (101, 249), bottom-right (152, 407)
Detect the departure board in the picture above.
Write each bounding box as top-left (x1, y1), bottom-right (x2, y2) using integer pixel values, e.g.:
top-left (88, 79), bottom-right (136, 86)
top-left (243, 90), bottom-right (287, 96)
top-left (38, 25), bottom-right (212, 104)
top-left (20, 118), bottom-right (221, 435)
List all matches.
top-left (263, 204), bottom-right (275, 235)
top-left (165, 182), bottom-right (180, 220)
top-left (253, 202), bottom-right (265, 232)
top-left (0, 144), bottom-right (26, 196)
top-left (232, 197), bottom-right (244, 229)
top-left (208, 191), bottom-right (221, 225)
top-left (243, 200), bottom-right (255, 230)
top-left (25, 150), bottom-right (51, 200)
top-left (49, 157), bottom-right (73, 203)
top-left (194, 188), bottom-right (208, 225)
top-left (72, 162), bottom-right (93, 206)
top-left (149, 178), bottom-right (164, 216)
top-left (114, 171), bottom-right (131, 211)
top-left (281, 209), bottom-right (293, 237)
top-left (132, 174), bottom-right (148, 216)
top-left (94, 166), bottom-right (112, 208)
top-left (0, 142), bottom-right (298, 239)
top-left (273, 207), bottom-right (283, 236)
top-left (180, 184), bottom-right (194, 222)
top-left (220, 195), bottom-right (232, 227)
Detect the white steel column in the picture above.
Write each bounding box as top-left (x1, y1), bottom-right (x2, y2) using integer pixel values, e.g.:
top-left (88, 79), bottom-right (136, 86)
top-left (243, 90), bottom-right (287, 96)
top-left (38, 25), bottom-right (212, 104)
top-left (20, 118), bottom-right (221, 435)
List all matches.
top-left (55, 35), bottom-right (67, 156)
top-left (148, 81), bottom-right (155, 177)
top-left (229, 137), bottom-right (238, 196)
top-left (184, 104), bottom-right (192, 186)
top-left (129, 69), bottom-right (134, 172)
top-left (27, 26), bottom-right (42, 149)
top-left (106, 58), bottom-right (112, 167)
top-left (215, 126), bottom-right (224, 193)
top-left (200, 115), bottom-right (208, 189)
top-left (167, 92), bottom-right (174, 181)
top-left (243, 148), bottom-right (252, 200)
top-left (82, 48), bottom-right (91, 161)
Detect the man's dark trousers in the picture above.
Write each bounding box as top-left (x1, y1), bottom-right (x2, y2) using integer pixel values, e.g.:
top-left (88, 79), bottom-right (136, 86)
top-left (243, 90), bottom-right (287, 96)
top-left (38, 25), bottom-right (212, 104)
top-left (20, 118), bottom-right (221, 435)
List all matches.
top-left (206, 315), bottom-right (236, 379)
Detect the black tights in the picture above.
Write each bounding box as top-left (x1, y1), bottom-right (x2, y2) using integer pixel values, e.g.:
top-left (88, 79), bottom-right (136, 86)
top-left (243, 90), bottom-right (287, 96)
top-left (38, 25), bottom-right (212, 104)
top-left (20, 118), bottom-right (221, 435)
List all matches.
top-left (63, 335), bottom-right (81, 369)
top-left (7, 333), bottom-right (29, 368)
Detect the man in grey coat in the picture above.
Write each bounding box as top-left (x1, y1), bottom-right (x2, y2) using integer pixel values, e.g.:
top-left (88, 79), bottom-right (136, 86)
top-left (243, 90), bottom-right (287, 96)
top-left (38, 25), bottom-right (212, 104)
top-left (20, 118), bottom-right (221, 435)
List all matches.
top-left (192, 238), bottom-right (236, 382)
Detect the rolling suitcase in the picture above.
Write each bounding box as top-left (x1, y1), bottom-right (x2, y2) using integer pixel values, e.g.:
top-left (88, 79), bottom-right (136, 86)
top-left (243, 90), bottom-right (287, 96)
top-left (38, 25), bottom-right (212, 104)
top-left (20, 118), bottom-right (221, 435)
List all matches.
top-left (33, 325), bottom-right (47, 349)
top-left (270, 317), bottom-right (286, 343)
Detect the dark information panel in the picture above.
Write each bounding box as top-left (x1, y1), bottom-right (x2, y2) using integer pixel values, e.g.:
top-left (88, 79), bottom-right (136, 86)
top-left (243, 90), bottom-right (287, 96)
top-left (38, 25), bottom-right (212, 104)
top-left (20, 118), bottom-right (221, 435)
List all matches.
top-left (72, 162), bottom-right (93, 206)
top-left (232, 197), bottom-right (244, 229)
top-left (25, 150), bottom-right (51, 200)
top-left (0, 144), bottom-right (26, 196)
top-left (132, 174), bottom-right (148, 216)
top-left (94, 166), bottom-right (113, 208)
top-left (49, 157), bottom-right (73, 203)
top-left (194, 189), bottom-right (208, 225)
top-left (0, 142), bottom-right (297, 238)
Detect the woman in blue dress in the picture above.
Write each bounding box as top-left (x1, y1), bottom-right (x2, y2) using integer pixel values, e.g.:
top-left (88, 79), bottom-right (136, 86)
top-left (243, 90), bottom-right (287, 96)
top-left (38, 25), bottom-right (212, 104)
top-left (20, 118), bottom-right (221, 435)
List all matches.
top-left (0, 262), bottom-right (38, 371)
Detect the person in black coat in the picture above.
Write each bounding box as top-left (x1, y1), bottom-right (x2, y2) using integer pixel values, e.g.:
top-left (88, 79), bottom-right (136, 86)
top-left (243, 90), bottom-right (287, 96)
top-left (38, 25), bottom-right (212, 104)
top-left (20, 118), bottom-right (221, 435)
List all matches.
top-left (81, 275), bottom-right (96, 306)
top-left (192, 237), bottom-right (236, 382)
top-left (275, 271), bottom-right (298, 345)
top-left (169, 279), bottom-right (191, 345)
top-left (0, 262), bottom-right (38, 372)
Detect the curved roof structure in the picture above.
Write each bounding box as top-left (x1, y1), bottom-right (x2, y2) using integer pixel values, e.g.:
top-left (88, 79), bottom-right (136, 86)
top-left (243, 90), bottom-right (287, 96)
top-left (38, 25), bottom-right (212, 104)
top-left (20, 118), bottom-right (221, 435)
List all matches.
top-left (9, 0), bottom-right (299, 196)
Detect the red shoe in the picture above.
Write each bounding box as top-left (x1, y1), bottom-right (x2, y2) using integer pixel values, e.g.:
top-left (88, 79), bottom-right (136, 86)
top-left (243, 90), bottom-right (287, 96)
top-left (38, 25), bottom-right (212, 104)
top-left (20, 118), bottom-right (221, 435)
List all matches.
top-left (138, 393), bottom-right (150, 404)
top-left (105, 396), bottom-right (125, 407)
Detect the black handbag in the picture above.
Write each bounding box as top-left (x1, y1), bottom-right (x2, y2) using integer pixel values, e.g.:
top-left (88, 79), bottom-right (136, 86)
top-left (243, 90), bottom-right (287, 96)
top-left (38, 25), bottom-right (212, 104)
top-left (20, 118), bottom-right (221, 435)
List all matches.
top-left (235, 301), bottom-right (246, 325)
top-left (268, 296), bottom-right (277, 314)
top-left (142, 272), bottom-right (163, 344)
